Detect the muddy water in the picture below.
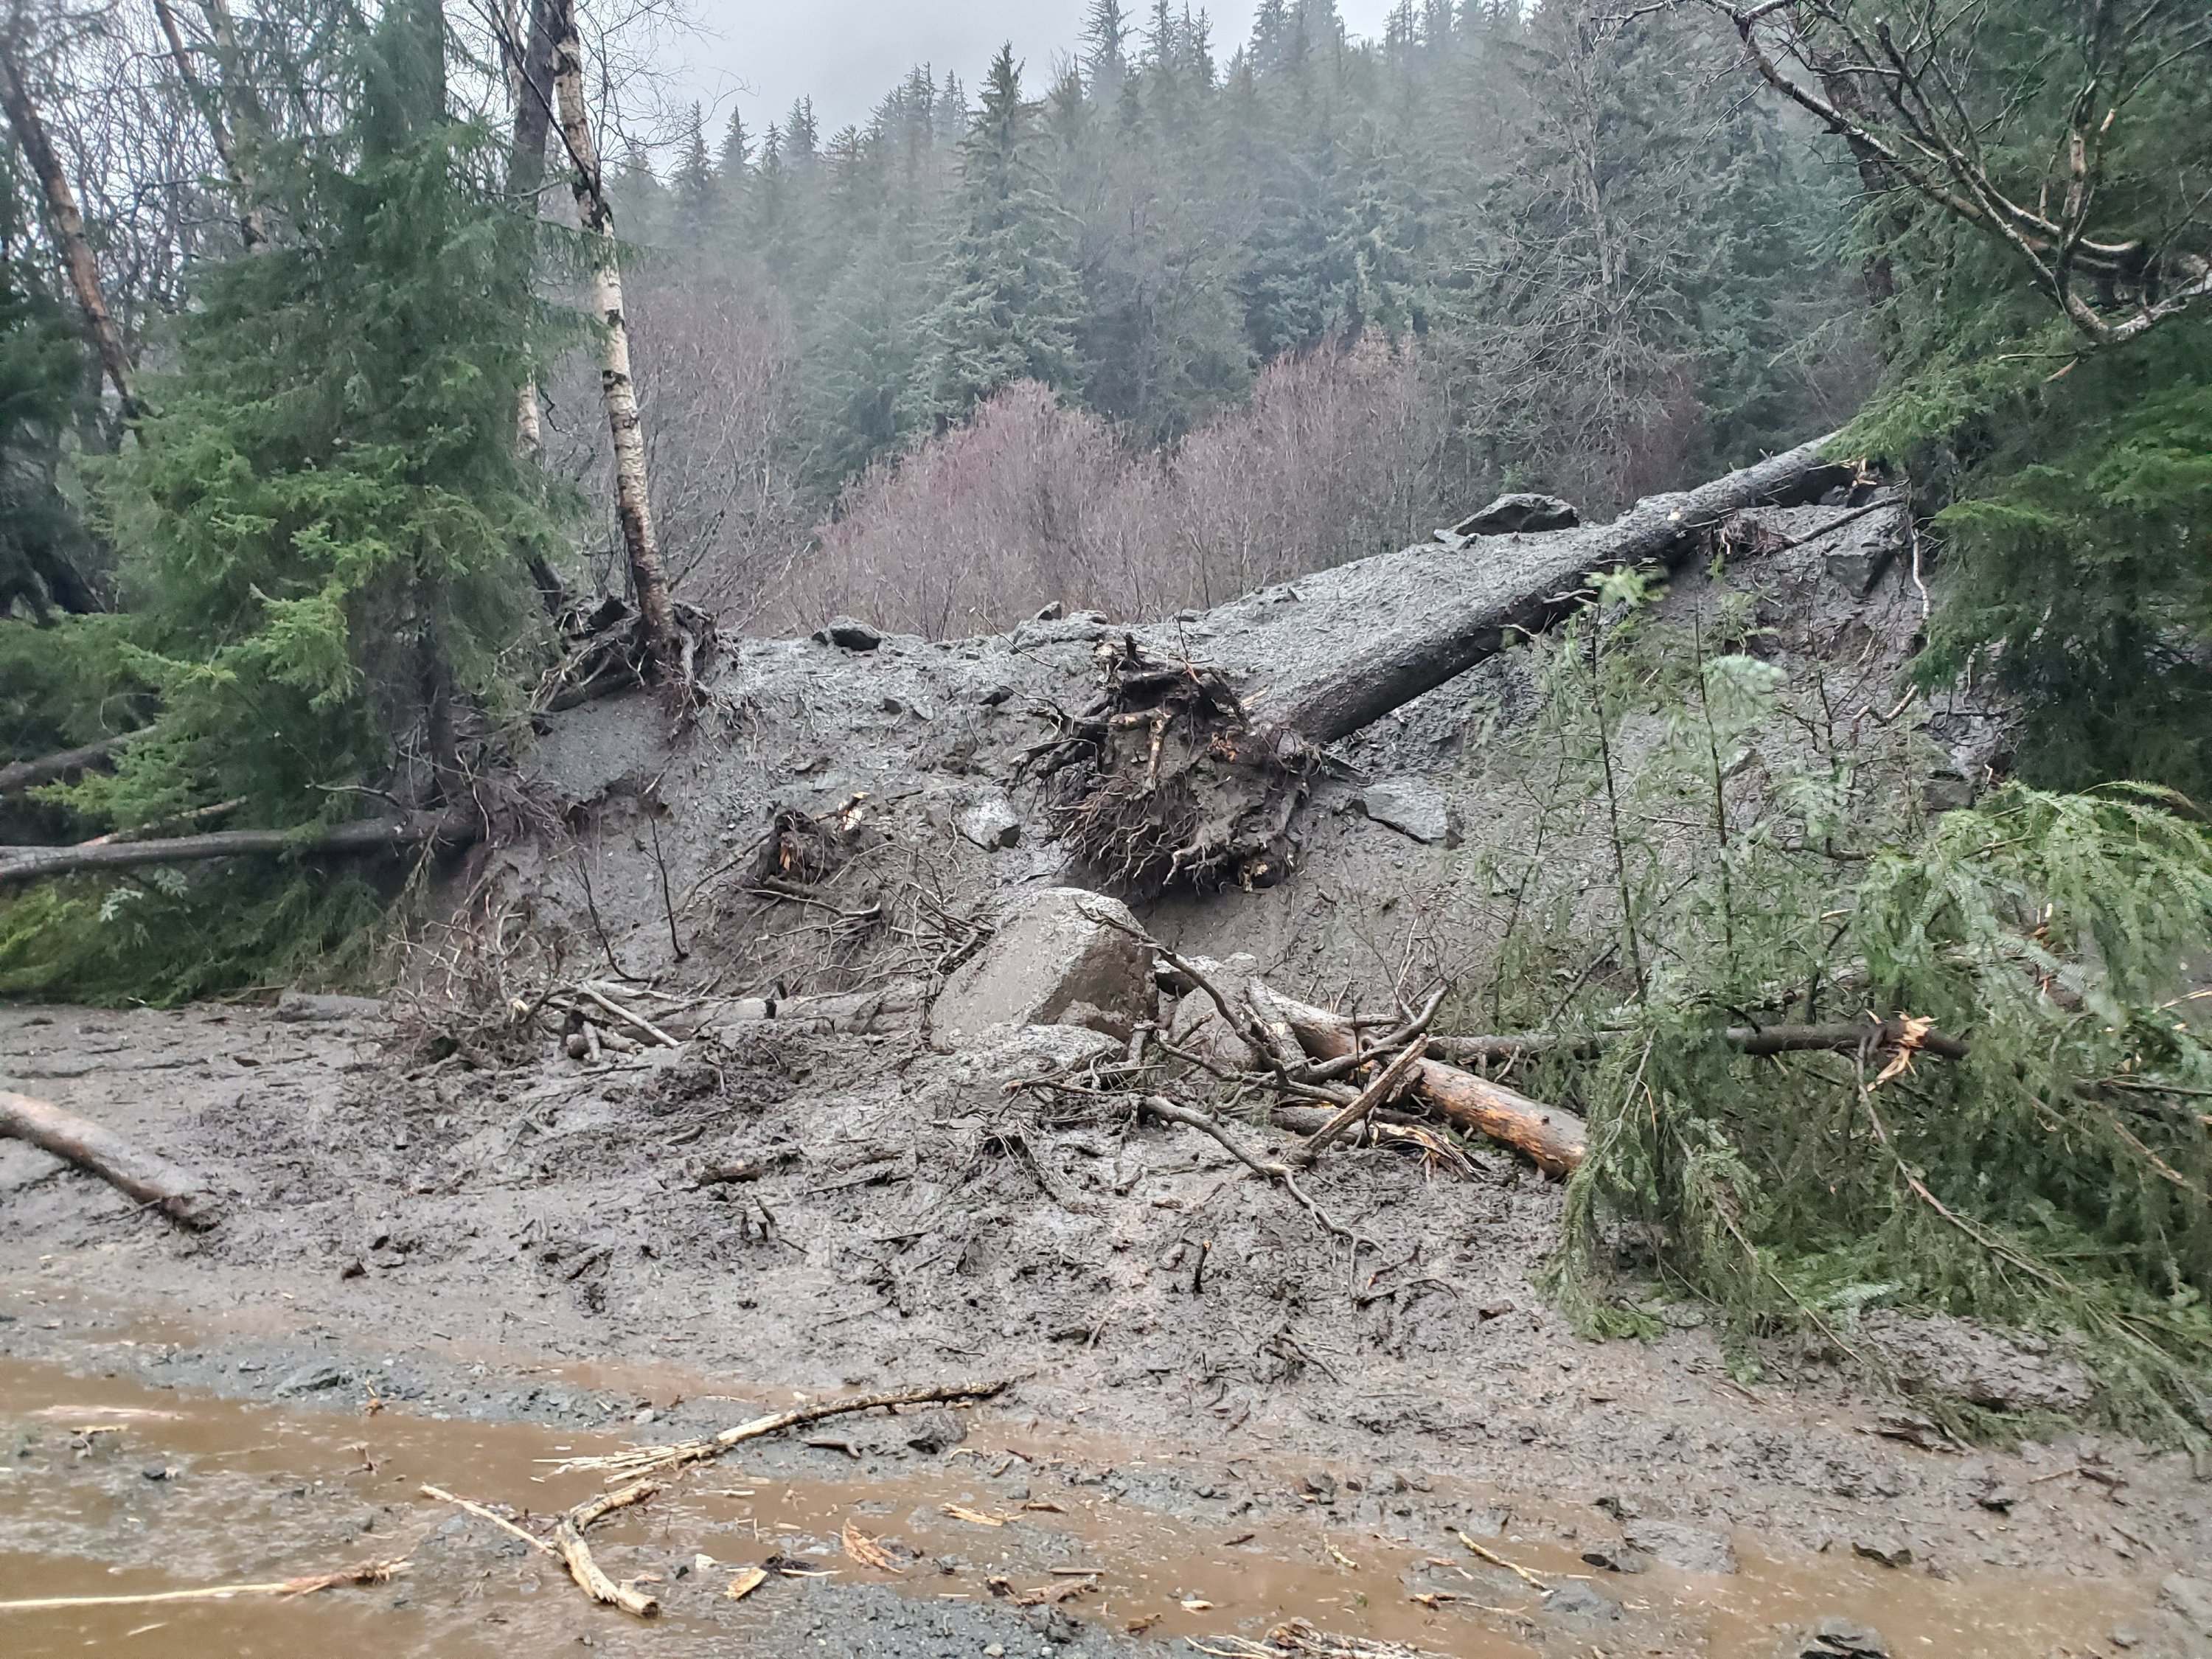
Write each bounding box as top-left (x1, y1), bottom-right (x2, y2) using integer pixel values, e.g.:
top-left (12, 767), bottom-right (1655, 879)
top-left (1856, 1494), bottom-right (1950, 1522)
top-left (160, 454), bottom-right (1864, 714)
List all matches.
top-left (0, 1357), bottom-right (2149, 1658)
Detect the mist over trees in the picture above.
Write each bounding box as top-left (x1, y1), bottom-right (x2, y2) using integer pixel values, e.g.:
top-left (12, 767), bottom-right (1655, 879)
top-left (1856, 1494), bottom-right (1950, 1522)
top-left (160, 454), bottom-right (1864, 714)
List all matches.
top-left (575, 0), bottom-right (1870, 631)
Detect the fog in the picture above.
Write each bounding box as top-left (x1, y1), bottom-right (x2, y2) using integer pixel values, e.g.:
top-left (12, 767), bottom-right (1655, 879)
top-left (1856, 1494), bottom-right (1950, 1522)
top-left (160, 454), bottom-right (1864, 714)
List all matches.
top-left (662, 0), bottom-right (1404, 133)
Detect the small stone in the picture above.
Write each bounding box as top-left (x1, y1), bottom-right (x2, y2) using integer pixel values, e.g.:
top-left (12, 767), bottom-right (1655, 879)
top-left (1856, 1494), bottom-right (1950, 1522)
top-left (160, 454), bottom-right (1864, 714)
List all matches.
top-left (1923, 773), bottom-right (1975, 813)
top-left (139, 1464), bottom-right (172, 1481)
top-left (274, 1363), bottom-right (349, 1397)
top-left (880, 695), bottom-right (905, 714)
top-left (1032, 601), bottom-right (1065, 622)
top-left (1808, 1614), bottom-right (1890, 1656)
top-left (984, 1647), bottom-right (1005, 1658)
top-left (1304, 1471), bottom-right (1338, 1501)
top-left (727, 998), bottom-right (772, 1023)
top-left (1974, 1484), bottom-right (2020, 1512)
top-left (816, 616), bottom-right (883, 651)
top-left (1544, 1579), bottom-right (1620, 1620)
top-left (1851, 1536), bottom-right (1913, 1568)
top-left (2110, 1625), bottom-right (2141, 1649)
top-left (1368, 1468), bottom-right (1409, 1496)
top-left (954, 793), bottom-right (1022, 851)
top-left (1623, 1520), bottom-right (1738, 1575)
top-left (1358, 779), bottom-right (1451, 845)
top-left (564, 1032), bottom-right (591, 1059)
top-left (1579, 1544), bottom-right (1649, 1574)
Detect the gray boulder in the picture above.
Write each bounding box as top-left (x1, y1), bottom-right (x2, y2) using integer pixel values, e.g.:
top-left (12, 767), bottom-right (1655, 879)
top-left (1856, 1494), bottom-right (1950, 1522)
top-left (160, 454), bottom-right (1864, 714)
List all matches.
top-left (1447, 493), bottom-right (1581, 538)
top-left (814, 616), bottom-right (883, 651)
top-left (931, 888), bottom-right (1153, 1051)
top-left (954, 790), bottom-right (1022, 850)
top-left (1359, 779), bottom-right (1452, 845)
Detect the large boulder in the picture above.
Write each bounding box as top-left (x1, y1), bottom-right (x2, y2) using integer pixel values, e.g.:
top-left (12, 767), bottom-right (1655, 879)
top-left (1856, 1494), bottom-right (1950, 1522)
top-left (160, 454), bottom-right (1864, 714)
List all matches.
top-left (931, 888), bottom-right (1153, 1051)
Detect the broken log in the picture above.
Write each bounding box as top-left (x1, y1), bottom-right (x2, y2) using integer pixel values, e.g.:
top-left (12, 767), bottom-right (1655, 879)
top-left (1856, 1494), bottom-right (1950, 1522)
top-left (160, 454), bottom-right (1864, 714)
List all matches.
top-left (0, 731), bottom-right (139, 797)
top-left (0, 809), bottom-right (476, 885)
top-left (1253, 990), bottom-right (1587, 1177)
top-left (1427, 1017), bottom-right (1969, 1068)
top-left (0, 1089), bottom-right (221, 1228)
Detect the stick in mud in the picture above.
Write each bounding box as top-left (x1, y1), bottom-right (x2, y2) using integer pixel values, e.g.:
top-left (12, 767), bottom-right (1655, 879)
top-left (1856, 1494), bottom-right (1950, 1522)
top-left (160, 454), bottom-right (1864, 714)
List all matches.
top-left (557, 1377), bottom-right (1013, 1481)
top-left (0, 1559), bottom-right (407, 1612)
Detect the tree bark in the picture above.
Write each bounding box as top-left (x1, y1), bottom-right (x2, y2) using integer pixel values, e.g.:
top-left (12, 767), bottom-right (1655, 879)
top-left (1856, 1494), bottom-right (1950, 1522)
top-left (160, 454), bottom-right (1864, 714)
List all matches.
top-left (0, 810), bottom-right (476, 884)
top-left (1254, 987), bottom-right (1589, 1176)
top-left (0, 1089), bottom-right (221, 1228)
top-left (547, 0), bottom-right (683, 692)
top-left (506, 0), bottom-right (557, 462)
top-left (147, 0), bottom-right (266, 249)
top-left (0, 31), bottom-right (139, 412)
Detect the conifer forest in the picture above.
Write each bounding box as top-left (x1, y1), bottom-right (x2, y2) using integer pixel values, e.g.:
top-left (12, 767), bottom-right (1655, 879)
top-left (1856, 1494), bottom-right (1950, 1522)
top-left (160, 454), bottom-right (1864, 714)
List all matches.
top-left (1, 0), bottom-right (2211, 1653)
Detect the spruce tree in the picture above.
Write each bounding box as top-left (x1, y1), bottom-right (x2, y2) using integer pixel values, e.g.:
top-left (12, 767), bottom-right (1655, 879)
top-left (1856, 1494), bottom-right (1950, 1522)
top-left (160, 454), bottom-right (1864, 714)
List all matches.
top-left (902, 46), bottom-right (1082, 432)
top-left (88, 0), bottom-right (563, 833)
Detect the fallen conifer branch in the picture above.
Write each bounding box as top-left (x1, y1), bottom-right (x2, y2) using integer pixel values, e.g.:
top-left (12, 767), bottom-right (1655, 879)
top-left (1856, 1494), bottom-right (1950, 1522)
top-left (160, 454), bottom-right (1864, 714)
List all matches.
top-left (0, 1558), bottom-right (406, 1611)
top-left (0, 1089), bottom-right (222, 1228)
top-left (0, 730), bottom-right (139, 797)
top-left (555, 1378), bottom-right (1013, 1481)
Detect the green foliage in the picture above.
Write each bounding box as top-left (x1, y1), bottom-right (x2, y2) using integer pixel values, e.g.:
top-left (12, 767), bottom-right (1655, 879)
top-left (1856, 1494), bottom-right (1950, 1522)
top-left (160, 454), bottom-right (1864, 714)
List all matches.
top-left (84, 0), bottom-right (562, 835)
top-left (1493, 588), bottom-right (2212, 1435)
top-left (0, 869), bottom-right (390, 1006)
top-left (1909, 330), bottom-right (2212, 796)
top-left (903, 46), bottom-right (1085, 434)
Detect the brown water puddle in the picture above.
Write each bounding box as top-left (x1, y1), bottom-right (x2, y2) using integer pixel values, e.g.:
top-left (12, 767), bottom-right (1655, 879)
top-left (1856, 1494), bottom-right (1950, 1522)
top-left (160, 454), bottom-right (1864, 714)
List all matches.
top-left (0, 1356), bottom-right (2151, 1658)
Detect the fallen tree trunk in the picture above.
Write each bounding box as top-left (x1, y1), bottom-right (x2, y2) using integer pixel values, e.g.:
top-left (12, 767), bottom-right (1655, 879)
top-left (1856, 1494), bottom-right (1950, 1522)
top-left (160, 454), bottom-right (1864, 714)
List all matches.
top-left (1428, 1016), bottom-right (1970, 1068)
top-left (1253, 989), bottom-right (1588, 1177)
top-left (0, 732), bottom-right (139, 797)
top-left (1034, 439), bottom-right (1857, 888)
top-left (0, 1089), bottom-right (221, 1228)
top-left (0, 810), bottom-right (476, 885)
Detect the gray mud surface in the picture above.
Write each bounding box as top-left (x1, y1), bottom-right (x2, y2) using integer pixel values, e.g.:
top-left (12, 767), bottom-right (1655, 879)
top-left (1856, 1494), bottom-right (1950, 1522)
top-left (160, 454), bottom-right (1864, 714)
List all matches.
top-left (4, 502), bottom-right (2208, 1655)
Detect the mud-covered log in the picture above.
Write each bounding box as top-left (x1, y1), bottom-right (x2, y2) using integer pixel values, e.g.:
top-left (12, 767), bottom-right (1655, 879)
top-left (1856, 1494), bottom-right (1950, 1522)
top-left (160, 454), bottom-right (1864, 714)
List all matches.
top-left (0, 1089), bottom-right (221, 1228)
top-left (1037, 440), bottom-right (1851, 891)
top-left (0, 810), bottom-right (476, 885)
top-left (1212, 435), bottom-right (1847, 747)
top-left (1256, 990), bottom-right (1588, 1177)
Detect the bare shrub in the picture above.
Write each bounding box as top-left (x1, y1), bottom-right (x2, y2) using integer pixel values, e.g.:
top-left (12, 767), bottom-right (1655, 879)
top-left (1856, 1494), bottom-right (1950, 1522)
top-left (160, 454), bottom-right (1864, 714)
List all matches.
top-left (767, 336), bottom-right (1452, 637)
top-left (543, 265), bottom-right (812, 623)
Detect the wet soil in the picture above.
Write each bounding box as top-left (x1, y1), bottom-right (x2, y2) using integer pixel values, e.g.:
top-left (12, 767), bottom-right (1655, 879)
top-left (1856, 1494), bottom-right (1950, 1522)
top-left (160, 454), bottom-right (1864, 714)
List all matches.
top-left (5, 1000), bottom-right (2211, 1657)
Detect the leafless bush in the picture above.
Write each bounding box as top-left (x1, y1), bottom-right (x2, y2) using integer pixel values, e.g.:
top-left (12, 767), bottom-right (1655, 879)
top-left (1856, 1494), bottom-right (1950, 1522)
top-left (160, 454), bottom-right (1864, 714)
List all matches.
top-left (542, 263), bottom-right (813, 623)
top-left (767, 335), bottom-right (1453, 637)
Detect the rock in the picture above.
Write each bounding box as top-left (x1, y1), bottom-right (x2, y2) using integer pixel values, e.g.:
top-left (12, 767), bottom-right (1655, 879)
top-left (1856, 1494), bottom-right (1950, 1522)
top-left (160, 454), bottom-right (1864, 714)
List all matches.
top-left (275, 990), bottom-right (383, 1023)
top-left (1450, 493), bottom-right (1581, 538)
top-left (1851, 1536), bottom-right (1913, 1568)
top-left (1863, 1312), bottom-right (2094, 1413)
top-left (1579, 1543), bottom-right (1649, 1574)
top-left (1973, 1483), bottom-right (2020, 1512)
top-left (931, 888), bottom-right (1152, 1051)
top-left (900, 1410), bottom-right (970, 1454)
top-left (1358, 779), bottom-right (1452, 845)
top-left (1303, 1471), bottom-right (1338, 1501)
top-left (815, 616), bottom-right (883, 651)
top-left (954, 792), bottom-right (1022, 851)
top-left (1033, 600), bottom-right (1065, 622)
top-left (1367, 1468), bottom-right (1409, 1496)
top-left (1544, 1579), bottom-right (1620, 1620)
top-left (1622, 1520), bottom-right (1738, 1575)
top-left (2160, 1573), bottom-right (2212, 1636)
top-left (1793, 1615), bottom-right (1890, 1658)
top-left (1057, 1000), bottom-right (1136, 1043)
top-left (140, 1464), bottom-right (172, 1481)
top-left (1922, 773), bottom-right (1976, 813)
top-left (274, 1363), bottom-right (349, 1397)
top-left (726, 997), bottom-right (772, 1023)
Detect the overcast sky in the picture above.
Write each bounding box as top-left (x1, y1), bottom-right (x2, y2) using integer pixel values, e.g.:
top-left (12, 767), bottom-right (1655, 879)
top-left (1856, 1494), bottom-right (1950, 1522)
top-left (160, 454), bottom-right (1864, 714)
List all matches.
top-left (655, 1), bottom-right (1404, 139)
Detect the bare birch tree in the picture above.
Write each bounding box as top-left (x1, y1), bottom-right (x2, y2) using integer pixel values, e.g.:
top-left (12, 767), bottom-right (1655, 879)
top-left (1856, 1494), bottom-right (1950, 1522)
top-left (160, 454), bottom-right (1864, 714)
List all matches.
top-left (0, 7), bottom-right (137, 411)
top-left (547, 0), bottom-right (684, 692)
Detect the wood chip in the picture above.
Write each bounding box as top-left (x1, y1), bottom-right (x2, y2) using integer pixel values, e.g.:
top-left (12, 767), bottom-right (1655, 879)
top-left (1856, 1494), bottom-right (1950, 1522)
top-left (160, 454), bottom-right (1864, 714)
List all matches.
top-left (940, 1503), bottom-right (1009, 1526)
top-left (840, 1520), bottom-right (903, 1573)
top-left (724, 1566), bottom-right (768, 1601)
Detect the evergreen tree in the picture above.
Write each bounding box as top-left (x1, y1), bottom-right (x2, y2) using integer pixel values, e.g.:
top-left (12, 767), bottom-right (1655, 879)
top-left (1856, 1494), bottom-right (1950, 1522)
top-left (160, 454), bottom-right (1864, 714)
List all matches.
top-left (903, 46), bottom-right (1083, 432)
top-left (672, 102), bottom-right (714, 241)
top-left (88, 0), bottom-right (563, 834)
